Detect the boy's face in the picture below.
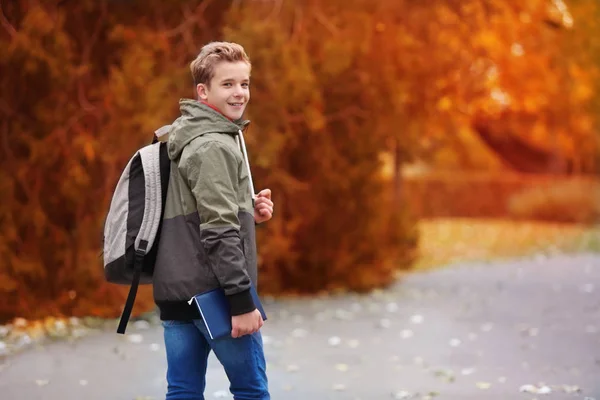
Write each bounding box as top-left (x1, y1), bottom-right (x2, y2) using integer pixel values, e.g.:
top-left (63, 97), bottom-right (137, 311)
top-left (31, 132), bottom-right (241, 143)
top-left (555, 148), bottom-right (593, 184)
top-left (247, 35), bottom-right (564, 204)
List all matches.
top-left (197, 61), bottom-right (250, 121)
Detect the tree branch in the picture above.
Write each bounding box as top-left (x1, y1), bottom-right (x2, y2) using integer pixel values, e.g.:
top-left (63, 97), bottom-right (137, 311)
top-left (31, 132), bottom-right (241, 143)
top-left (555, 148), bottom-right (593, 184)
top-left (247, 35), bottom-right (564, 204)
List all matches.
top-left (181, 17), bottom-right (200, 56)
top-left (290, 4), bottom-right (304, 41)
top-left (194, 0), bottom-right (212, 36)
top-left (81, 1), bottom-right (107, 65)
top-left (0, 119), bottom-right (14, 166)
top-left (0, 1), bottom-right (17, 38)
top-left (163, 1), bottom-right (213, 39)
top-left (76, 1), bottom-right (108, 112)
top-left (285, 105), bottom-right (368, 124)
top-left (323, 106), bottom-right (368, 122)
top-left (266, 0), bottom-right (284, 20)
top-left (312, 9), bottom-right (339, 36)
top-left (153, 2), bottom-right (168, 32)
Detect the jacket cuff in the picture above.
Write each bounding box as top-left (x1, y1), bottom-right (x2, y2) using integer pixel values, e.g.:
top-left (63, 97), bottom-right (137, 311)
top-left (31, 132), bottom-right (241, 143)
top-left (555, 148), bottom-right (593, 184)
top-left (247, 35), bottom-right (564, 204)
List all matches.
top-left (227, 289), bottom-right (256, 316)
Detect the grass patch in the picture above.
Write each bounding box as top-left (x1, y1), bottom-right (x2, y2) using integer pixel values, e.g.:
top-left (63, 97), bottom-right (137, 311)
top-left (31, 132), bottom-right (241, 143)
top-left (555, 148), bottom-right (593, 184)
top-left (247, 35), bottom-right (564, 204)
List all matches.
top-left (413, 218), bottom-right (600, 270)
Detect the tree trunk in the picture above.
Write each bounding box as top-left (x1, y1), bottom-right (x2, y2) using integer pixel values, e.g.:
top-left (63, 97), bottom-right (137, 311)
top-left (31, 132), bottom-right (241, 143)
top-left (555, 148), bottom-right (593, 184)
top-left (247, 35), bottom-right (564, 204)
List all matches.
top-left (472, 119), bottom-right (572, 175)
top-left (393, 137), bottom-right (403, 203)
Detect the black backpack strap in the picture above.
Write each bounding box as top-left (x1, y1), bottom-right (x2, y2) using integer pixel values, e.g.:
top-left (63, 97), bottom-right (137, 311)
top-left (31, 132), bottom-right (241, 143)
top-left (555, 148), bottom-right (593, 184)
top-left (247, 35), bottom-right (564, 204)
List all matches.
top-left (117, 240), bottom-right (148, 334)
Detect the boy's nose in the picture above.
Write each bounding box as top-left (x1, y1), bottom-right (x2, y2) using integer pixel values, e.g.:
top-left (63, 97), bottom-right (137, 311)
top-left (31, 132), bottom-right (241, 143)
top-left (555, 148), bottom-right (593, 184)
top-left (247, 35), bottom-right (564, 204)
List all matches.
top-left (233, 85), bottom-right (245, 96)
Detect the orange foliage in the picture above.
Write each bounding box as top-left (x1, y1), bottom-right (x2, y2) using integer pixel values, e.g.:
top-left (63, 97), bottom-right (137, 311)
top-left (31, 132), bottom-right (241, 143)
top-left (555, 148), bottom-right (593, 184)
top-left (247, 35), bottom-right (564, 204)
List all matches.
top-left (1, 0), bottom-right (599, 320)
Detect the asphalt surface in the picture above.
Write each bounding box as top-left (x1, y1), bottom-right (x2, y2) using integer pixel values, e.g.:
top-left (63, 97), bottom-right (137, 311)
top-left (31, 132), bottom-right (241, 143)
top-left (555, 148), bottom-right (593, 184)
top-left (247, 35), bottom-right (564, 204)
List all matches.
top-left (1, 253), bottom-right (599, 400)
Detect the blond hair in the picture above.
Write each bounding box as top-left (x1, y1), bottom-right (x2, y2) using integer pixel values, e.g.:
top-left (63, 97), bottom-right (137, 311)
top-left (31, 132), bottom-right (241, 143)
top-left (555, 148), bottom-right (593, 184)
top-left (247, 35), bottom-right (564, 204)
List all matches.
top-left (190, 42), bottom-right (251, 87)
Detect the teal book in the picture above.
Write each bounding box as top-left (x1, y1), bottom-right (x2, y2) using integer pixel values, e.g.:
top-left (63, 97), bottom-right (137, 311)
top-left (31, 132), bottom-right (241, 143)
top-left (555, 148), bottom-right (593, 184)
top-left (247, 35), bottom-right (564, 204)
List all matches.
top-left (188, 286), bottom-right (267, 340)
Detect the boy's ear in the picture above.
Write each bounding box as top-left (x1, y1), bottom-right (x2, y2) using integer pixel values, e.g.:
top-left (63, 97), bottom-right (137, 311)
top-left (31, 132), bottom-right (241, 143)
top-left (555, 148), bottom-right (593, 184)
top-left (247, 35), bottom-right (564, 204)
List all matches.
top-left (196, 83), bottom-right (209, 101)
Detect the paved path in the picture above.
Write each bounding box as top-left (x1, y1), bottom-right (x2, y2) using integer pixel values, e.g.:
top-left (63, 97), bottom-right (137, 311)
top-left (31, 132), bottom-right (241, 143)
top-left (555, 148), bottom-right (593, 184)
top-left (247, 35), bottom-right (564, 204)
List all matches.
top-left (1, 253), bottom-right (599, 400)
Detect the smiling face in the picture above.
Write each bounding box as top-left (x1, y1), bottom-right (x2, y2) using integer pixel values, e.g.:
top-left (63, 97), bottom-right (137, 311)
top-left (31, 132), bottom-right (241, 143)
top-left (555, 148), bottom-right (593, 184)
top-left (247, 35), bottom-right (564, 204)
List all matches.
top-left (196, 61), bottom-right (250, 121)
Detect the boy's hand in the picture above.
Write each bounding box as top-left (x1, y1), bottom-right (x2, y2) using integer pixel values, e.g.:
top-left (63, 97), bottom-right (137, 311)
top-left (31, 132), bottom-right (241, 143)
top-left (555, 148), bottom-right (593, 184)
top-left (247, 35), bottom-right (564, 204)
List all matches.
top-left (231, 309), bottom-right (264, 338)
top-left (254, 189), bottom-right (273, 224)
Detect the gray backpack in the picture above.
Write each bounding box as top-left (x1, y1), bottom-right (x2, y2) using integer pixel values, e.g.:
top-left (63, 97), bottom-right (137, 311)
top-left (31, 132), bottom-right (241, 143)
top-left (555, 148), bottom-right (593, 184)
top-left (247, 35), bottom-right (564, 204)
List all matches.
top-left (102, 126), bottom-right (171, 334)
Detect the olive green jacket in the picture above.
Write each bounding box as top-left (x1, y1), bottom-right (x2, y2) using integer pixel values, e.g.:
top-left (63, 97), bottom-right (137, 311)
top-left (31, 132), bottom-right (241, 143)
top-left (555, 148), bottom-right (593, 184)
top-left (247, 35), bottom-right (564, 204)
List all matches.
top-left (153, 99), bottom-right (257, 320)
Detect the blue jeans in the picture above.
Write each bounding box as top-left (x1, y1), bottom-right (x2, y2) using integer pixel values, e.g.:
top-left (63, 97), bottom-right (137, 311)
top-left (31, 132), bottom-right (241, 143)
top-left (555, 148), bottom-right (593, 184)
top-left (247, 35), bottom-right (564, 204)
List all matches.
top-left (163, 320), bottom-right (269, 400)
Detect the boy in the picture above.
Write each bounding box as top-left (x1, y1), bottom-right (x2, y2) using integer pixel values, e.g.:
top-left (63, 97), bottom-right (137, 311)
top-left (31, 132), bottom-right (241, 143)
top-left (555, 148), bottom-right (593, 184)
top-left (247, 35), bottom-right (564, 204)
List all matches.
top-left (153, 42), bottom-right (273, 400)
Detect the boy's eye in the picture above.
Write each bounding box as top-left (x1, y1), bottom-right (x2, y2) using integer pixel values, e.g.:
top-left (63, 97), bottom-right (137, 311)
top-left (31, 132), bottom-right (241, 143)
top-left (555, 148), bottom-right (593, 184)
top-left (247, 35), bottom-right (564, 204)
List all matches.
top-left (223, 83), bottom-right (232, 87)
top-left (242, 83), bottom-right (249, 88)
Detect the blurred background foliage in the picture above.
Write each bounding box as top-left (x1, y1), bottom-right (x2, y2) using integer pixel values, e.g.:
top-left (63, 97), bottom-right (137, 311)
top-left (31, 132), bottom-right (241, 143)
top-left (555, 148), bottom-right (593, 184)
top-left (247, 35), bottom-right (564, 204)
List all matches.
top-left (0, 0), bottom-right (599, 322)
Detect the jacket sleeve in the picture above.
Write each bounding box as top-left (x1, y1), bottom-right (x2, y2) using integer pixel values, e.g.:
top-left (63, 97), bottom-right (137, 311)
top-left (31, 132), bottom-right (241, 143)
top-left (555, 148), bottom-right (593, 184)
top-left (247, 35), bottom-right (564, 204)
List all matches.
top-left (181, 141), bottom-right (256, 316)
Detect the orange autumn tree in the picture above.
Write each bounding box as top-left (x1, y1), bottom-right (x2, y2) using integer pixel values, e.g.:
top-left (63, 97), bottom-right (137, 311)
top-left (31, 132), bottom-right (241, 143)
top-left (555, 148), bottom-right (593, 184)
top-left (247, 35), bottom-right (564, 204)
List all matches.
top-left (223, 0), bottom-right (419, 294)
top-left (1, 0), bottom-right (417, 319)
top-left (464, 0), bottom-right (600, 174)
top-left (0, 1), bottom-right (116, 320)
top-left (0, 0), bottom-right (232, 320)
top-left (2, 0), bottom-right (598, 321)
top-left (361, 0), bottom-right (600, 173)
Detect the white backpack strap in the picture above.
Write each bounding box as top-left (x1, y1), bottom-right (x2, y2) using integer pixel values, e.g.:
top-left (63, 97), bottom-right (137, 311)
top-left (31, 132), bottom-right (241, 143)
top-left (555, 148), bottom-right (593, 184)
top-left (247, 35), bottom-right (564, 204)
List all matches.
top-left (237, 130), bottom-right (255, 202)
top-left (154, 124), bottom-right (172, 143)
top-left (136, 144), bottom-right (162, 252)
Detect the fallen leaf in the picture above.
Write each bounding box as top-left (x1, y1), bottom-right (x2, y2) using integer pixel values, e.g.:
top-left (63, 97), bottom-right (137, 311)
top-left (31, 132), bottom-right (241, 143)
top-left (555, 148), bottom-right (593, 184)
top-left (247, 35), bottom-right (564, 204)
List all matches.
top-left (434, 368), bottom-right (455, 383)
top-left (335, 309), bottom-right (353, 321)
top-left (149, 343), bottom-right (160, 352)
top-left (400, 329), bottom-right (414, 339)
top-left (291, 328), bottom-right (308, 338)
top-left (133, 320), bottom-right (150, 330)
top-left (286, 364), bottom-right (299, 372)
top-left (538, 385), bottom-right (552, 394)
top-left (379, 319), bottom-right (392, 329)
top-left (386, 302), bottom-right (399, 313)
top-left (127, 334), bottom-right (143, 344)
top-left (335, 363), bottom-right (349, 372)
top-left (328, 336), bottom-right (341, 346)
top-left (519, 384), bottom-right (538, 393)
top-left (332, 383), bottom-right (346, 391)
top-left (14, 318), bottom-right (27, 329)
top-left (213, 389), bottom-right (229, 398)
top-left (392, 390), bottom-right (414, 399)
top-left (71, 327), bottom-right (89, 339)
top-left (561, 385), bottom-right (580, 394)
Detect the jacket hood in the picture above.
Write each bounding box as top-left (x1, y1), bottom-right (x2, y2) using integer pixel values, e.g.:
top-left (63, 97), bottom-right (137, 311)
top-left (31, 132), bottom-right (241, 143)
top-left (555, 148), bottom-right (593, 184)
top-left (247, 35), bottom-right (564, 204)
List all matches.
top-left (168, 99), bottom-right (249, 160)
